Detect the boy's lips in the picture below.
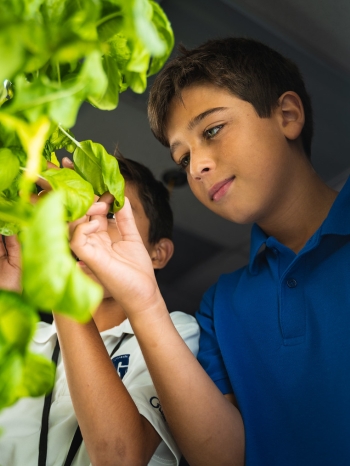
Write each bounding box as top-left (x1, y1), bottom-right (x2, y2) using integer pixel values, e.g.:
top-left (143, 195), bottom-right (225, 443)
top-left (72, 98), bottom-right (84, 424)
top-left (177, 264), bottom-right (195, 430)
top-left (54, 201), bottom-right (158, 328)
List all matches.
top-left (209, 177), bottom-right (235, 201)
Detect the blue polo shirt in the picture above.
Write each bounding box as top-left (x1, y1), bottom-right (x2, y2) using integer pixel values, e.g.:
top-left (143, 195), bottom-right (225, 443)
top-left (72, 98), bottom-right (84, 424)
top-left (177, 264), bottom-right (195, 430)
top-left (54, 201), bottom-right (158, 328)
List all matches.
top-left (196, 177), bottom-right (350, 466)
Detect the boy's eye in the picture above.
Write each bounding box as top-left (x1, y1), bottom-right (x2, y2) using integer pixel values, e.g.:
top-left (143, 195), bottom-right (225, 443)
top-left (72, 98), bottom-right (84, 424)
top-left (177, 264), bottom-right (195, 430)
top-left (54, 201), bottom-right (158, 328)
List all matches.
top-left (179, 154), bottom-right (190, 169)
top-left (106, 212), bottom-right (115, 219)
top-left (204, 125), bottom-right (223, 139)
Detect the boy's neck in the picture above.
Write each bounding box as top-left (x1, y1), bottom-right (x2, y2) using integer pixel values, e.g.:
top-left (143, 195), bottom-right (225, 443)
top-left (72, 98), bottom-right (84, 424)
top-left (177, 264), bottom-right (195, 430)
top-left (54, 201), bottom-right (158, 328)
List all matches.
top-left (93, 297), bottom-right (127, 332)
top-left (258, 165), bottom-right (338, 254)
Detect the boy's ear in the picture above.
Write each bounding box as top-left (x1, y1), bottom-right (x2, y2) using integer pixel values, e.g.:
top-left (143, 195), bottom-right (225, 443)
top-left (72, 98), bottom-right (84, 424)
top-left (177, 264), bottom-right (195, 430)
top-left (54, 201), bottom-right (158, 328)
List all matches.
top-left (150, 238), bottom-right (174, 270)
top-left (277, 91), bottom-right (305, 141)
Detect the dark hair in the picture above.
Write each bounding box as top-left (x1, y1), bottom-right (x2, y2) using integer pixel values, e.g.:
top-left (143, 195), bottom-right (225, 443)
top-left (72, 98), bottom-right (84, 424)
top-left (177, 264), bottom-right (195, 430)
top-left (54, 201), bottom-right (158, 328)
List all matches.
top-left (148, 37), bottom-right (313, 157)
top-left (114, 150), bottom-right (173, 244)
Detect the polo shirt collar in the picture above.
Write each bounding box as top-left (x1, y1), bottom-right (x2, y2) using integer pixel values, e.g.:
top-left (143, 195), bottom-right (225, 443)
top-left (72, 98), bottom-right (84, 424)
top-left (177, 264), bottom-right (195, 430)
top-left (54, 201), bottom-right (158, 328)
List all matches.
top-left (248, 176), bottom-right (350, 274)
top-left (33, 318), bottom-right (135, 344)
top-left (320, 176), bottom-right (350, 235)
top-left (249, 223), bottom-right (267, 275)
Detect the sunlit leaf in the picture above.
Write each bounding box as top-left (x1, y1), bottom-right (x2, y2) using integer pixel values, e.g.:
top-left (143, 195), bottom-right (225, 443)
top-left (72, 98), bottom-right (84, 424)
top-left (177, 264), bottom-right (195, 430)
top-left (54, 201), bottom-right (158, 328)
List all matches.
top-left (0, 113), bottom-right (51, 199)
top-left (0, 291), bottom-right (37, 352)
top-left (17, 352), bottom-right (55, 398)
top-left (148, 0), bottom-right (175, 76)
top-left (73, 140), bottom-right (125, 210)
top-left (0, 197), bottom-right (32, 235)
top-left (41, 168), bottom-right (95, 221)
top-left (21, 191), bottom-right (103, 321)
top-left (0, 148), bottom-right (20, 192)
top-left (0, 352), bottom-right (22, 410)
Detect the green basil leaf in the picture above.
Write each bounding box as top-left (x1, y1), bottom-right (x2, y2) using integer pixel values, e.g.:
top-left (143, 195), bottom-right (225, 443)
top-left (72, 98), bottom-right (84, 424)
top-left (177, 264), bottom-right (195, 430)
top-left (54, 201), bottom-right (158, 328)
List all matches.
top-left (2, 147), bottom-right (28, 203)
top-left (41, 168), bottom-right (95, 221)
top-left (0, 291), bottom-right (53, 409)
top-left (0, 290), bottom-right (37, 353)
top-left (0, 352), bottom-right (22, 410)
top-left (0, 148), bottom-right (20, 192)
top-left (128, 0), bottom-right (166, 56)
top-left (147, 0), bottom-right (175, 76)
top-left (73, 140), bottom-right (125, 210)
top-left (0, 198), bottom-right (32, 235)
top-left (80, 50), bottom-right (109, 109)
top-left (0, 113), bottom-right (51, 200)
top-left (0, 122), bottom-right (21, 148)
top-left (21, 191), bottom-right (103, 321)
top-left (8, 75), bottom-right (84, 128)
top-left (0, 24), bottom-right (25, 83)
top-left (97, 11), bottom-right (123, 43)
top-left (16, 351), bottom-right (55, 398)
top-left (89, 35), bottom-right (131, 109)
top-left (43, 126), bottom-right (76, 161)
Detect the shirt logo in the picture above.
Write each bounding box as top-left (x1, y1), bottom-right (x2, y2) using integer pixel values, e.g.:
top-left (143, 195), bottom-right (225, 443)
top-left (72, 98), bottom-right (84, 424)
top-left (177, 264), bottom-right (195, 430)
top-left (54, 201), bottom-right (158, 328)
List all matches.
top-left (150, 396), bottom-right (166, 421)
top-left (111, 354), bottom-right (130, 380)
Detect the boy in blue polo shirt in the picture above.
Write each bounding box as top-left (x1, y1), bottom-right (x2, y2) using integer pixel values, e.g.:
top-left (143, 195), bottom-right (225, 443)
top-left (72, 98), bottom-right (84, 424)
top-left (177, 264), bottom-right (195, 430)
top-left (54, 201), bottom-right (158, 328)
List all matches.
top-left (69, 38), bottom-right (350, 466)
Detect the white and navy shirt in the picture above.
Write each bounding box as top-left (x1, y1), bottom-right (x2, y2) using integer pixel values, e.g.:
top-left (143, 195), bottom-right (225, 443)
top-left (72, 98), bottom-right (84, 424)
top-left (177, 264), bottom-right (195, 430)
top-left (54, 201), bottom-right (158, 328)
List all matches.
top-left (0, 312), bottom-right (199, 466)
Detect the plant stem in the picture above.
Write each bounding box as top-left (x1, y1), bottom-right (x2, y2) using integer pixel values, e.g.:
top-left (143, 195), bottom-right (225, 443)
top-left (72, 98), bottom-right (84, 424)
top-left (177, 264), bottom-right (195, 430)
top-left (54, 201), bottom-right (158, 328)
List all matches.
top-left (20, 167), bottom-right (47, 181)
top-left (58, 125), bottom-right (82, 148)
top-left (96, 11), bottom-right (122, 28)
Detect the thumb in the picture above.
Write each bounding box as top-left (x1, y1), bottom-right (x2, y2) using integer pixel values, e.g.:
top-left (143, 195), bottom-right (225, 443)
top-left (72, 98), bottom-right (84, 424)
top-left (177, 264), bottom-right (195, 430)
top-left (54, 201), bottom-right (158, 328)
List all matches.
top-left (115, 197), bottom-right (143, 243)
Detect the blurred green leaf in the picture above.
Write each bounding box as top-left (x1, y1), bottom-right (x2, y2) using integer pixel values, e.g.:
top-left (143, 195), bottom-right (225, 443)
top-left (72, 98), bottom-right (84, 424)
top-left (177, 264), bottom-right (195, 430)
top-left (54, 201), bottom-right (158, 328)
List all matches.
top-left (0, 25), bottom-right (25, 83)
top-left (17, 352), bottom-right (55, 398)
top-left (0, 148), bottom-right (20, 192)
top-left (43, 126), bottom-right (76, 161)
top-left (0, 291), bottom-right (54, 410)
top-left (0, 352), bottom-right (22, 410)
top-left (0, 197), bottom-right (32, 235)
top-left (0, 291), bottom-right (37, 353)
top-left (148, 0), bottom-right (175, 76)
top-left (21, 191), bottom-right (103, 321)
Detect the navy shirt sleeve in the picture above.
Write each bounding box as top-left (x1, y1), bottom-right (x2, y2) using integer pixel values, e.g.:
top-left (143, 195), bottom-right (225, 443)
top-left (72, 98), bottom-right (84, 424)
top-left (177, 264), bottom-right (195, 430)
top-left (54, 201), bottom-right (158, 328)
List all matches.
top-left (195, 283), bottom-right (233, 395)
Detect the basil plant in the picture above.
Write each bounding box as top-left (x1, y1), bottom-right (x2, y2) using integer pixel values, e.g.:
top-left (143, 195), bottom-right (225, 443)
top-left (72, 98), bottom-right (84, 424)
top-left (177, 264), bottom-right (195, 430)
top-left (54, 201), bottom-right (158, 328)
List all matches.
top-left (0, 0), bottom-right (174, 410)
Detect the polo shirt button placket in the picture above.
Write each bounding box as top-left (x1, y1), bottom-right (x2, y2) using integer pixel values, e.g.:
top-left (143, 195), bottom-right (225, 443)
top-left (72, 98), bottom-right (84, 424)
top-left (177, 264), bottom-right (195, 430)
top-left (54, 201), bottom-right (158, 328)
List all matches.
top-left (286, 278), bottom-right (297, 288)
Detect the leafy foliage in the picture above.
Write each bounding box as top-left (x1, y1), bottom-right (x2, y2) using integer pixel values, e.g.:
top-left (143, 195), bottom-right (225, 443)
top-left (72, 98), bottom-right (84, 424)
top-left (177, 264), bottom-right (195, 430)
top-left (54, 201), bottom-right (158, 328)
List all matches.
top-left (0, 0), bottom-right (173, 409)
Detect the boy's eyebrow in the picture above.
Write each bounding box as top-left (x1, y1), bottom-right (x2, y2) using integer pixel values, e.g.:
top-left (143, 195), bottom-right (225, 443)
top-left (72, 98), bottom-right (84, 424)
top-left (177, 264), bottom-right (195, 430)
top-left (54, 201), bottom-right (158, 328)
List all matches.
top-left (170, 107), bottom-right (228, 158)
top-left (187, 106), bottom-right (228, 131)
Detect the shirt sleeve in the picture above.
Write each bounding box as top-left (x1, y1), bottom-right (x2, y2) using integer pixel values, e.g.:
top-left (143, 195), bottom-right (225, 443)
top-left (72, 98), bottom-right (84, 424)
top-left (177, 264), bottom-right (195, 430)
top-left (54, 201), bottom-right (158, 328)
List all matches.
top-left (122, 313), bottom-right (200, 466)
top-left (195, 283), bottom-right (233, 395)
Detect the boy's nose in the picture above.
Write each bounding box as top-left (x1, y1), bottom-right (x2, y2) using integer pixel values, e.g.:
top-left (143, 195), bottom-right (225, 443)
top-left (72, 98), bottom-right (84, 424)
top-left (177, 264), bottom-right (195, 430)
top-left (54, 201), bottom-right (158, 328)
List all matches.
top-left (190, 151), bottom-right (215, 181)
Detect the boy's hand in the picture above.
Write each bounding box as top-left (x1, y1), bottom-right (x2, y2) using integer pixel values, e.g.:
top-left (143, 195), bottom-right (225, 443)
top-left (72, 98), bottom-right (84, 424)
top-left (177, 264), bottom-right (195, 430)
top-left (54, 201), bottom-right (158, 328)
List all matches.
top-left (70, 194), bottom-right (161, 315)
top-left (0, 235), bottom-right (21, 292)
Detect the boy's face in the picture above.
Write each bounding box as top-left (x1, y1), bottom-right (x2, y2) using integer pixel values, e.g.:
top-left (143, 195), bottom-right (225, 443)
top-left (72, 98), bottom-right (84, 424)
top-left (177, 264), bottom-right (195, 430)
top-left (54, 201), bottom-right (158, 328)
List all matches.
top-left (166, 83), bottom-right (298, 226)
top-left (78, 182), bottom-right (154, 298)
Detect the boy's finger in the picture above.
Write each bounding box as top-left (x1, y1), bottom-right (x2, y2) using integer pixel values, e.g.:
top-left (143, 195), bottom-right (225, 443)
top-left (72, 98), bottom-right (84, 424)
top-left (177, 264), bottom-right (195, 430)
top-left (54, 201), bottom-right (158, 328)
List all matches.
top-left (98, 192), bottom-right (114, 205)
top-left (0, 236), bottom-right (7, 256)
top-left (47, 161), bottom-right (59, 170)
top-left (86, 202), bottom-right (110, 217)
top-left (62, 157), bottom-right (74, 169)
top-left (114, 197), bottom-right (143, 243)
top-left (35, 177), bottom-right (52, 192)
top-left (70, 219), bottom-right (100, 250)
top-left (3, 235), bottom-right (20, 252)
top-left (0, 235), bottom-right (20, 258)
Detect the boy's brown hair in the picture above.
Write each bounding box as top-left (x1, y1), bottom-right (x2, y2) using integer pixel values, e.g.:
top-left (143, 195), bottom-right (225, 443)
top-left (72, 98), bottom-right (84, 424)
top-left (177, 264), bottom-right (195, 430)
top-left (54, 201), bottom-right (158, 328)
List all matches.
top-left (148, 37), bottom-right (313, 157)
top-left (114, 151), bottom-right (173, 244)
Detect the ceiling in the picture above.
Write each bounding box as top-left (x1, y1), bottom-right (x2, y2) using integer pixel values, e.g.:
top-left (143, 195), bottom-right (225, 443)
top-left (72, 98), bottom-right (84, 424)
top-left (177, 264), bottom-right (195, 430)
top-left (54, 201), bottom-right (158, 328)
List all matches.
top-left (71, 0), bottom-right (350, 314)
